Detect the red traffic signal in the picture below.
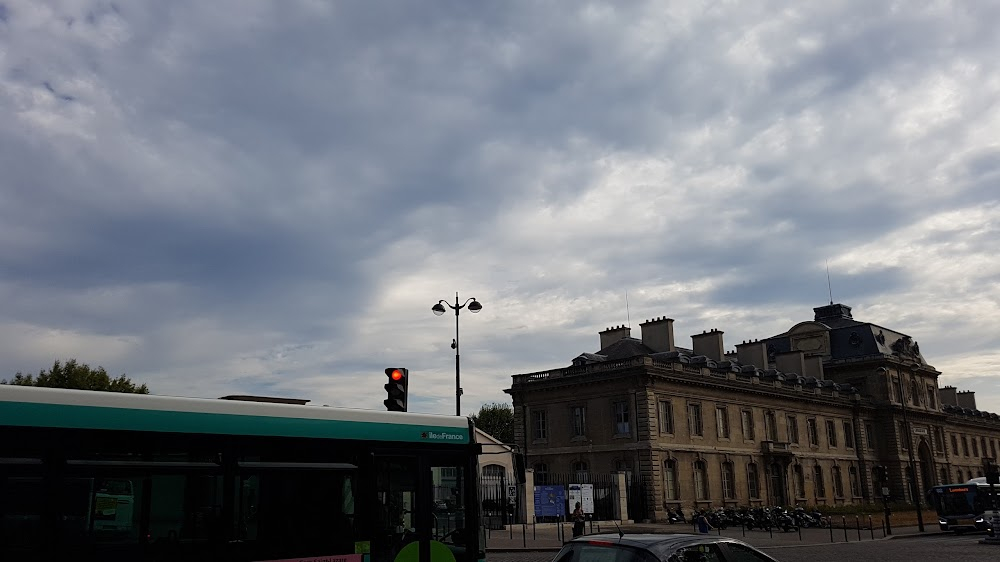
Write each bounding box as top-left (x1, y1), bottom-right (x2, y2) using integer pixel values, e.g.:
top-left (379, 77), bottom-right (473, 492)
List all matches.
top-left (384, 368), bottom-right (409, 412)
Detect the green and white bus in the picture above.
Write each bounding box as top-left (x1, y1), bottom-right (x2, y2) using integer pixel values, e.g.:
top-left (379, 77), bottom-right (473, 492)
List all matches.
top-left (0, 385), bottom-right (484, 562)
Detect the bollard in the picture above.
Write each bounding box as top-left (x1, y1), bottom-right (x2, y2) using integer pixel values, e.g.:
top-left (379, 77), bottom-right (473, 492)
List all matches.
top-left (798, 523), bottom-right (802, 541)
top-left (523, 523), bottom-right (527, 548)
top-left (769, 524), bottom-right (773, 539)
top-left (830, 522), bottom-right (834, 543)
top-left (510, 521), bottom-right (513, 539)
top-left (869, 515), bottom-right (874, 540)
top-left (856, 516), bottom-right (861, 541)
top-left (742, 523), bottom-right (746, 537)
top-left (533, 521), bottom-right (536, 540)
top-left (843, 516), bottom-right (848, 542)
top-left (881, 520), bottom-right (886, 538)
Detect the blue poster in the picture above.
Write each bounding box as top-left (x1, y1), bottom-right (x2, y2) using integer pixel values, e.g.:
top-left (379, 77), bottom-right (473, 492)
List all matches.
top-left (533, 485), bottom-right (566, 517)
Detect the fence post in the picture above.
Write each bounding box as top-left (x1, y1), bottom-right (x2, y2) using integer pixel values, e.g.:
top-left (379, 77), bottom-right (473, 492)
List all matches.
top-left (856, 516), bottom-right (861, 541)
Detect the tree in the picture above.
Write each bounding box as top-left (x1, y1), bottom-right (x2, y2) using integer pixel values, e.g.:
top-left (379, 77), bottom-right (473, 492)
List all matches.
top-left (470, 402), bottom-right (513, 443)
top-left (1, 359), bottom-right (149, 394)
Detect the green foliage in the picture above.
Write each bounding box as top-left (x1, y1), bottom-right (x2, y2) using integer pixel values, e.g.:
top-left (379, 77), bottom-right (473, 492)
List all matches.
top-left (470, 402), bottom-right (514, 443)
top-left (1, 359), bottom-right (149, 394)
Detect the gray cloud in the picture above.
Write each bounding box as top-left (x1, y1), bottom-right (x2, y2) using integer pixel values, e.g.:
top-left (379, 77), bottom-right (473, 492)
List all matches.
top-left (1, 0), bottom-right (999, 415)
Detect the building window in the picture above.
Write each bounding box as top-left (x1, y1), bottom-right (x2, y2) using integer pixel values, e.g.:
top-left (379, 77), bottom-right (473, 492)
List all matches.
top-left (613, 400), bottom-right (630, 436)
top-left (910, 378), bottom-right (921, 406)
top-left (832, 466), bottom-right (844, 497)
top-left (992, 440), bottom-right (997, 460)
top-left (659, 400), bottom-right (674, 434)
top-left (865, 423), bottom-right (875, 451)
top-left (688, 403), bottom-right (704, 437)
top-left (794, 465), bottom-right (805, 498)
top-left (532, 410), bottom-right (548, 441)
top-left (927, 384), bottom-right (936, 408)
top-left (900, 422), bottom-right (909, 450)
top-left (826, 420), bottom-right (838, 448)
top-left (951, 434), bottom-right (959, 456)
top-left (741, 409), bottom-right (755, 441)
top-left (694, 460), bottom-right (708, 500)
top-left (716, 405), bottom-right (730, 439)
top-left (849, 466), bottom-right (861, 497)
top-left (843, 421), bottom-right (855, 449)
top-left (972, 438), bottom-right (980, 457)
top-left (807, 418), bottom-right (819, 447)
top-left (814, 465), bottom-right (826, 498)
top-left (890, 377), bottom-right (899, 403)
top-left (933, 427), bottom-right (944, 454)
top-left (534, 463), bottom-right (549, 485)
top-left (573, 461), bottom-right (589, 483)
top-left (664, 459), bottom-right (678, 500)
top-left (572, 406), bottom-right (587, 438)
top-left (962, 435), bottom-right (969, 456)
top-left (722, 462), bottom-right (736, 500)
top-left (787, 416), bottom-right (799, 444)
top-left (747, 463), bottom-right (760, 499)
top-left (764, 411), bottom-right (777, 441)
top-left (940, 468), bottom-right (948, 485)
top-left (981, 437), bottom-right (987, 458)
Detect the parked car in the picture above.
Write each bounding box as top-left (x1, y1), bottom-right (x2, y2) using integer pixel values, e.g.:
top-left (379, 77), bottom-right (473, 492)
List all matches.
top-left (552, 533), bottom-right (780, 562)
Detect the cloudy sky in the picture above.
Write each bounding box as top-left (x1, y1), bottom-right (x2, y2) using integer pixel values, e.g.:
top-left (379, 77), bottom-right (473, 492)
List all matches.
top-left (2, 1), bottom-right (999, 416)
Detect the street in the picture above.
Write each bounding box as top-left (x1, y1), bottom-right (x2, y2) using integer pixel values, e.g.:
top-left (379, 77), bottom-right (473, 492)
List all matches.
top-left (488, 534), bottom-right (1000, 562)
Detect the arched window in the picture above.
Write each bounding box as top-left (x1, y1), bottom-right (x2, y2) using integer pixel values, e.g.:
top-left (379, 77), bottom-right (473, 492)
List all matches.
top-left (483, 464), bottom-right (505, 478)
top-left (573, 461), bottom-right (589, 483)
top-left (664, 459), bottom-right (679, 500)
top-left (832, 466), bottom-right (844, 497)
top-left (794, 465), bottom-right (805, 498)
top-left (694, 460), bottom-right (708, 500)
top-left (746, 463), bottom-right (760, 499)
top-left (813, 465), bottom-right (826, 498)
top-left (721, 462), bottom-right (736, 500)
top-left (910, 378), bottom-right (920, 406)
top-left (534, 462), bottom-right (549, 485)
top-left (849, 466), bottom-right (861, 497)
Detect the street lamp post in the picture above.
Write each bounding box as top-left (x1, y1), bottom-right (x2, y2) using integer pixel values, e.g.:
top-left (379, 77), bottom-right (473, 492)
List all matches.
top-left (432, 293), bottom-right (482, 416)
top-left (881, 366), bottom-right (925, 532)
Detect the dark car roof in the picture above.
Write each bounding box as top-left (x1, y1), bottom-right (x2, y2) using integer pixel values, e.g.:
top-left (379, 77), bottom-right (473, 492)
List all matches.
top-left (567, 533), bottom-right (755, 558)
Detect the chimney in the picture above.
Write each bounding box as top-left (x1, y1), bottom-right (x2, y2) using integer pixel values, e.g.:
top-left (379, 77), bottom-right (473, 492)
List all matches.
top-left (691, 329), bottom-right (724, 362)
top-left (939, 386), bottom-right (958, 407)
top-left (599, 325), bottom-right (631, 350)
top-left (736, 340), bottom-right (769, 369)
top-left (957, 391), bottom-right (977, 410)
top-left (640, 317), bottom-right (675, 352)
top-left (775, 350), bottom-right (807, 376)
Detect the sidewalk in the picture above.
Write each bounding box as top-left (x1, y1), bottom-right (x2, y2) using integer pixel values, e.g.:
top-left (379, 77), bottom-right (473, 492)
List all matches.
top-left (485, 520), bottom-right (941, 552)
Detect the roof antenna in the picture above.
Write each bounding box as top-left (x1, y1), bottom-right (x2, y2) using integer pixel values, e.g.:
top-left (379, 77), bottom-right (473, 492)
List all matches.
top-left (826, 260), bottom-right (834, 305)
top-left (625, 290), bottom-right (631, 328)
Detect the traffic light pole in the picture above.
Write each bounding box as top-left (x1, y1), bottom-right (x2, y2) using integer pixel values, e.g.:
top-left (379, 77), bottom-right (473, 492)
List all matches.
top-left (453, 298), bottom-right (461, 417)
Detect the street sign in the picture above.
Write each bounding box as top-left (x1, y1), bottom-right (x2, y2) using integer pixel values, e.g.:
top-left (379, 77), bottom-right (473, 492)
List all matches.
top-left (507, 485), bottom-right (517, 499)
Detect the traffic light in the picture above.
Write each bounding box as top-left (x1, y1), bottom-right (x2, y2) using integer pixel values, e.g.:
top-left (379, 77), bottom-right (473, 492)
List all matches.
top-left (384, 368), bottom-right (409, 412)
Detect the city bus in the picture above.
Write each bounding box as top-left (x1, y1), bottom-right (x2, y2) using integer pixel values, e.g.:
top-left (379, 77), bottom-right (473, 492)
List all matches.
top-left (926, 477), bottom-right (1000, 534)
top-left (0, 385), bottom-right (484, 561)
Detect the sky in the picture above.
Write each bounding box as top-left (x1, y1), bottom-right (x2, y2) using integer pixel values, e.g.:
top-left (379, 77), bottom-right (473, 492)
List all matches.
top-left (2, 1), bottom-right (999, 416)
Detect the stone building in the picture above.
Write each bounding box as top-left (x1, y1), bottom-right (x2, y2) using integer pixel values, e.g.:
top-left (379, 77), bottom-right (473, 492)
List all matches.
top-left (505, 303), bottom-right (1000, 522)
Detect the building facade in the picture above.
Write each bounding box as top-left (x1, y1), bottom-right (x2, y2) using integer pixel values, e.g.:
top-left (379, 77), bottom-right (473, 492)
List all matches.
top-left (506, 303), bottom-right (1000, 522)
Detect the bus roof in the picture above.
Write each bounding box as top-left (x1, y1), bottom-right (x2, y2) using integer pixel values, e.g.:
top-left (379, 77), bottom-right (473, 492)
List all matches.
top-left (0, 385), bottom-right (472, 444)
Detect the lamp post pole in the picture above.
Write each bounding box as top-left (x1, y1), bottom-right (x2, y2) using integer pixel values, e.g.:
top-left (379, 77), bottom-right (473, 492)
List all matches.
top-left (892, 368), bottom-right (925, 532)
top-left (432, 293), bottom-right (482, 416)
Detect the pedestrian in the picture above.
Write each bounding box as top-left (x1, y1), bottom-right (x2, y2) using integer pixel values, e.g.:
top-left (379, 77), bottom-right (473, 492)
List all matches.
top-left (572, 501), bottom-right (585, 537)
top-left (696, 510), bottom-right (713, 534)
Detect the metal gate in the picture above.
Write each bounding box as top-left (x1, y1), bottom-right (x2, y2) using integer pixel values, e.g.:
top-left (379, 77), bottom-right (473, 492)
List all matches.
top-left (537, 473), bottom-right (617, 521)
top-left (626, 475), bottom-right (650, 522)
top-left (480, 469), bottom-right (518, 528)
